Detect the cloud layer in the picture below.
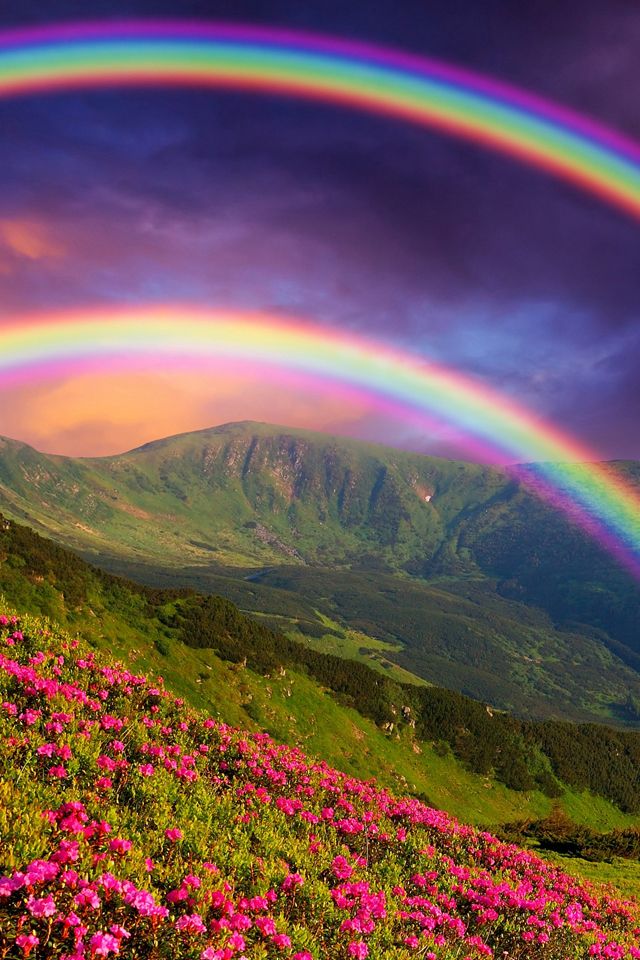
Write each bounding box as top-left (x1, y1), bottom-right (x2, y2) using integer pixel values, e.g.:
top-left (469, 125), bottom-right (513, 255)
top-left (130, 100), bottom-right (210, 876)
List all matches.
top-left (0, 0), bottom-right (638, 458)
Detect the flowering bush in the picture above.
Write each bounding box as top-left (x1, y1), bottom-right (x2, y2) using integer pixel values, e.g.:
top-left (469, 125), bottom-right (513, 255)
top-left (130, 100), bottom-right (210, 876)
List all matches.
top-left (0, 610), bottom-right (638, 958)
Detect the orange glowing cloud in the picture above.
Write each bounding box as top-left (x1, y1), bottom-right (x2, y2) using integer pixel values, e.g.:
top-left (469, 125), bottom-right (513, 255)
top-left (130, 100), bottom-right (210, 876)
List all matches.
top-left (0, 219), bottom-right (66, 261)
top-left (0, 367), bottom-right (375, 456)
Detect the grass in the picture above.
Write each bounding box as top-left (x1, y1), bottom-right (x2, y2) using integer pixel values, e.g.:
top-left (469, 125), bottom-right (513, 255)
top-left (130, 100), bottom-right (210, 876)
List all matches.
top-left (542, 853), bottom-right (640, 901)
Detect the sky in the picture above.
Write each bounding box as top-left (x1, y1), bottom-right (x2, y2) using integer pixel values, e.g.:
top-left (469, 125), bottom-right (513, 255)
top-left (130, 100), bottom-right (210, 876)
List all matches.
top-left (0, 0), bottom-right (639, 459)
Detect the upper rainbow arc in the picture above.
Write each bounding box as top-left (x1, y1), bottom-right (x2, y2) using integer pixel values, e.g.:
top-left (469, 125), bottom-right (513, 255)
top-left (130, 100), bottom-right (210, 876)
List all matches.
top-left (1, 22), bottom-right (640, 220)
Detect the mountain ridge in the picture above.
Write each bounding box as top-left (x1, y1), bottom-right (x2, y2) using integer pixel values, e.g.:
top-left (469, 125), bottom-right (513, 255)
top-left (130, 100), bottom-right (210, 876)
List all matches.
top-left (1, 421), bottom-right (639, 726)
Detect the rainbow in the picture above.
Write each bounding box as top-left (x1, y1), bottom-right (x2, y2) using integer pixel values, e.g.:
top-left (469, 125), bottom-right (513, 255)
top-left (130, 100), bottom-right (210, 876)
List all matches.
top-left (0, 23), bottom-right (639, 578)
top-left (2, 21), bottom-right (640, 220)
top-left (1, 306), bottom-right (639, 577)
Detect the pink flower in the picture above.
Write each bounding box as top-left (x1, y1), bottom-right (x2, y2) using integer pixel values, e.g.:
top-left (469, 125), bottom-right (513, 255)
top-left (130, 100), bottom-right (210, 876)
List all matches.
top-left (282, 872), bottom-right (304, 892)
top-left (348, 942), bottom-right (369, 959)
top-left (16, 934), bottom-right (39, 957)
top-left (165, 828), bottom-right (183, 843)
top-left (74, 888), bottom-right (101, 910)
top-left (331, 856), bottom-right (353, 880)
top-left (175, 913), bottom-right (207, 935)
top-left (89, 932), bottom-right (120, 957)
top-left (256, 917), bottom-right (277, 936)
top-left (108, 838), bottom-right (132, 856)
top-left (48, 764), bottom-right (68, 779)
top-left (27, 894), bottom-right (57, 918)
top-left (272, 933), bottom-right (292, 949)
top-left (227, 932), bottom-right (246, 951)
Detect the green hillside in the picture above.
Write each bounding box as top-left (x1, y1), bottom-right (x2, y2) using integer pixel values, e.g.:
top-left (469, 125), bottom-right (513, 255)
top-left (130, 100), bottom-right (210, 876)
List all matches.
top-left (3, 509), bottom-right (640, 839)
top-left (0, 423), bottom-right (508, 569)
top-left (1, 423), bottom-right (639, 726)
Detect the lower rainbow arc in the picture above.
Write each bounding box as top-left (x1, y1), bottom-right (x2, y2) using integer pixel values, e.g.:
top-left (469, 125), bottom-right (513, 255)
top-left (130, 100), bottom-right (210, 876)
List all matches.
top-left (1, 306), bottom-right (639, 579)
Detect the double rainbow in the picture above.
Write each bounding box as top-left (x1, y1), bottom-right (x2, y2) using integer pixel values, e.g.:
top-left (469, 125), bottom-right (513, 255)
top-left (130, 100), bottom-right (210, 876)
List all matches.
top-left (0, 22), bottom-right (639, 577)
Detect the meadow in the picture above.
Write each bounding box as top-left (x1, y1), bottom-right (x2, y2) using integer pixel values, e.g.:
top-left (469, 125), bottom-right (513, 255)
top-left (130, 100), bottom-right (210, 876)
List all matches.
top-left (1, 610), bottom-right (640, 958)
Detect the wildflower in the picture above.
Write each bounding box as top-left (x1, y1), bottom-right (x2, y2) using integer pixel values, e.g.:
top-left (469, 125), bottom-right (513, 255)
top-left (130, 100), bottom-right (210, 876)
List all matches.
top-left (272, 933), bottom-right (292, 949)
top-left (16, 934), bottom-right (39, 957)
top-left (282, 872), bottom-right (304, 892)
top-left (74, 888), bottom-right (101, 910)
top-left (175, 913), bottom-right (207, 935)
top-left (89, 932), bottom-right (120, 957)
top-left (348, 942), bottom-right (369, 959)
top-left (256, 917), bottom-right (277, 936)
top-left (48, 764), bottom-right (68, 779)
top-left (108, 838), bottom-right (132, 856)
top-left (27, 894), bottom-right (57, 917)
top-left (227, 932), bottom-right (246, 951)
top-left (331, 856), bottom-right (353, 880)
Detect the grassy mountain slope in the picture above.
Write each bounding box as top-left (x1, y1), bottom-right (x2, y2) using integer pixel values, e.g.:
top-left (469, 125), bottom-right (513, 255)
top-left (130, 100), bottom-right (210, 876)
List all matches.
top-left (117, 559), bottom-right (640, 725)
top-left (1, 423), bottom-right (639, 727)
top-left (0, 423), bottom-right (508, 569)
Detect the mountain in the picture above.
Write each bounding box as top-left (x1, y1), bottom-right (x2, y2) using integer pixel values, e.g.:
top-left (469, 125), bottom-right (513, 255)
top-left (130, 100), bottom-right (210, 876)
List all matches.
top-left (0, 421), bottom-right (511, 569)
top-left (1, 422), bottom-right (639, 726)
top-left (2, 612), bottom-right (639, 955)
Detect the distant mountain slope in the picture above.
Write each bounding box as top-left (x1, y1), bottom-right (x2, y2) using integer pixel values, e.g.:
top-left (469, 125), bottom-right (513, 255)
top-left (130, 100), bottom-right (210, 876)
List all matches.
top-left (0, 422), bottom-right (510, 569)
top-left (1, 422), bottom-right (639, 725)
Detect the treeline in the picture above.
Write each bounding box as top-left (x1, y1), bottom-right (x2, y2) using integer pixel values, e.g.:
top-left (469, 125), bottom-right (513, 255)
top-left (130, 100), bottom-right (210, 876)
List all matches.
top-left (522, 719), bottom-right (640, 814)
top-left (2, 513), bottom-right (640, 811)
top-left (500, 807), bottom-right (640, 862)
top-left (0, 512), bottom-right (193, 616)
top-left (173, 597), bottom-right (640, 807)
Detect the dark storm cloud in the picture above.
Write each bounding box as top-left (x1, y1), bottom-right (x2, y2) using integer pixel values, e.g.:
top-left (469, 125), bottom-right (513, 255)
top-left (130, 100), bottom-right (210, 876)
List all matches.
top-left (0, 0), bottom-right (639, 457)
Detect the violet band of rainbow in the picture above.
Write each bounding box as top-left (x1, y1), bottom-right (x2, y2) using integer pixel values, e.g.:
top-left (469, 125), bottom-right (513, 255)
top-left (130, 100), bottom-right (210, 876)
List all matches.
top-left (1, 308), bottom-right (639, 578)
top-left (0, 23), bottom-right (640, 219)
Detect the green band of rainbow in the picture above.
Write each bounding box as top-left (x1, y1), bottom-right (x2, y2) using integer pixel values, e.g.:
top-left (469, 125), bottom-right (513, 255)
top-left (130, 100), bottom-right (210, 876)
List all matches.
top-left (1, 22), bottom-right (640, 220)
top-left (1, 307), bottom-right (639, 577)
